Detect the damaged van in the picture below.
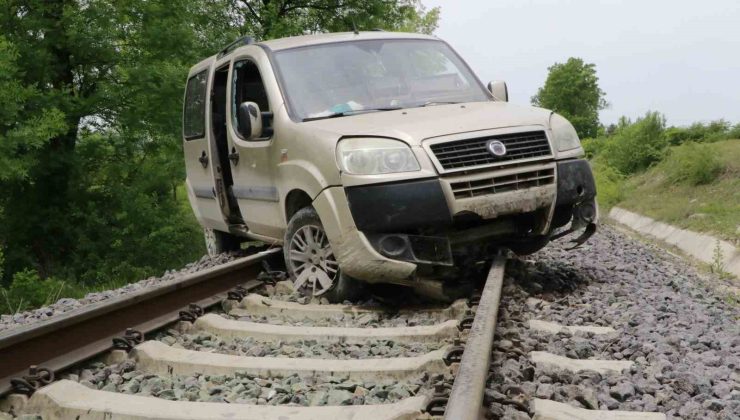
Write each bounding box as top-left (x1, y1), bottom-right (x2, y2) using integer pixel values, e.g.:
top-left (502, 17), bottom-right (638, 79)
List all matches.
top-left (183, 32), bottom-right (597, 302)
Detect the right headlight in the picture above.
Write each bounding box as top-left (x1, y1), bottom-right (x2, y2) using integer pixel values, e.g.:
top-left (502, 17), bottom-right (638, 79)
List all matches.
top-left (336, 138), bottom-right (421, 175)
top-left (550, 113), bottom-right (581, 152)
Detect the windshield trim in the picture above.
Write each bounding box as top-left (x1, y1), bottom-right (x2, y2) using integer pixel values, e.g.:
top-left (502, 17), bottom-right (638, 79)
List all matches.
top-left (265, 38), bottom-right (493, 124)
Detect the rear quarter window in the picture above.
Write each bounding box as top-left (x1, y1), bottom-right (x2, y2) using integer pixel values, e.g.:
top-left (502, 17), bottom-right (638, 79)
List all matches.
top-left (183, 70), bottom-right (209, 139)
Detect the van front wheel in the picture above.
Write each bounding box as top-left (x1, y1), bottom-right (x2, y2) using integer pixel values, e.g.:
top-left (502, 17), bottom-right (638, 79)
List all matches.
top-left (284, 207), bottom-right (362, 303)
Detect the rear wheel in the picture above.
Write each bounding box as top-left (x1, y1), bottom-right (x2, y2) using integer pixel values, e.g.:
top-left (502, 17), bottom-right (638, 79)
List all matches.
top-left (284, 207), bottom-right (363, 302)
top-left (204, 228), bottom-right (241, 257)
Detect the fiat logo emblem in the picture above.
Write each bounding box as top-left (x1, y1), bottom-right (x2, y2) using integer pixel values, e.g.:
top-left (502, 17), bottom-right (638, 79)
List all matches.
top-left (487, 140), bottom-right (507, 157)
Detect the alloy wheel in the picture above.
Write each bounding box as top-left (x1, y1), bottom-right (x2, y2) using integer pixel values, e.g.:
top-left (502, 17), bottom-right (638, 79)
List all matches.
top-left (288, 224), bottom-right (338, 296)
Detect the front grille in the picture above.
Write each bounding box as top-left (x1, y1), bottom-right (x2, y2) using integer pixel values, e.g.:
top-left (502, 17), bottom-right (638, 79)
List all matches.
top-left (450, 168), bottom-right (555, 199)
top-left (430, 131), bottom-right (551, 170)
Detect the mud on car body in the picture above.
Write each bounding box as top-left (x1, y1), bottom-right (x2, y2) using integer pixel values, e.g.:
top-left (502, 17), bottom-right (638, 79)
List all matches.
top-left (183, 32), bottom-right (597, 302)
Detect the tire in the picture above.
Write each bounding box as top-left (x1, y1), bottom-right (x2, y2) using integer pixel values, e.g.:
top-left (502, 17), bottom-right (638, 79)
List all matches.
top-left (204, 228), bottom-right (242, 257)
top-left (284, 207), bottom-right (364, 303)
top-left (507, 236), bottom-right (550, 256)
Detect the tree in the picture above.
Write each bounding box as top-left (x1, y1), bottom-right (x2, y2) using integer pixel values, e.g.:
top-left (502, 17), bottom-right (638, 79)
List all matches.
top-left (0, 0), bottom-right (234, 283)
top-left (0, 0), bottom-right (439, 303)
top-left (600, 111), bottom-right (667, 174)
top-left (229, 0), bottom-right (439, 39)
top-left (531, 57), bottom-right (608, 139)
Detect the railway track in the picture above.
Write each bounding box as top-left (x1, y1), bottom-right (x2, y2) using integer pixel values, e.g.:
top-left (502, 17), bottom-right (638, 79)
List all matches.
top-left (0, 249), bottom-right (670, 419)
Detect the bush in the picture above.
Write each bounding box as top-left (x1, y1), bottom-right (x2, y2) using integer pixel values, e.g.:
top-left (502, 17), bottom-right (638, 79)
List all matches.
top-left (600, 111), bottom-right (668, 174)
top-left (728, 124), bottom-right (740, 140)
top-left (659, 142), bottom-right (724, 186)
top-left (591, 159), bottom-right (626, 208)
top-left (665, 120), bottom-right (735, 146)
top-left (1, 269), bottom-right (72, 313)
top-left (581, 137), bottom-right (604, 159)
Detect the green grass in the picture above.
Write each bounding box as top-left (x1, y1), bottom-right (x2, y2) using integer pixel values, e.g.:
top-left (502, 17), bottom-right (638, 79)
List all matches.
top-left (614, 139), bottom-right (739, 242)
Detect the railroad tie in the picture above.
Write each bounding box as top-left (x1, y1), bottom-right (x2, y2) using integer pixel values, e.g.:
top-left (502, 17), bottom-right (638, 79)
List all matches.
top-left (193, 313), bottom-right (459, 344)
top-left (528, 319), bottom-right (617, 335)
top-left (529, 351), bottom-right (633, 375)
top-left (132, 340), bottom-right (451, 381)
top-left (20, 380), bottom-right (429, 420)
top-left (532, 398), bottom-right (667, 420)
top-left (228, 293), bottom-right (469, 321)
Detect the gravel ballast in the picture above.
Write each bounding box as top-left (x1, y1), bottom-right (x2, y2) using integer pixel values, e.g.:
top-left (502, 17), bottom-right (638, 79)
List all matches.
top-left (487, 225), bottom-right (739, 420)
top-left (155, 329), bottom-right (446, 359)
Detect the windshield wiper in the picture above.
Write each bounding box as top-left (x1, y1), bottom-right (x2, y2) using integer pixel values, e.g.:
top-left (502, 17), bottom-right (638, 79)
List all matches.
top-left (418, 101), bottom-right (461, 107)
top-left (302, 107), bottom-right (402, 122)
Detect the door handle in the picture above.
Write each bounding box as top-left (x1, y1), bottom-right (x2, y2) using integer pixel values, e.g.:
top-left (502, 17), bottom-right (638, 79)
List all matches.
top-left (228, 147), bottom-right (239, 165)
top-left (198, 151), bottom-right (209, 168)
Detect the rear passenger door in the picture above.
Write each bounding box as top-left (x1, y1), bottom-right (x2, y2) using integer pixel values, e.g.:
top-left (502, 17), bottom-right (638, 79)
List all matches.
top-left (183, 66), bottom-right (229, 231)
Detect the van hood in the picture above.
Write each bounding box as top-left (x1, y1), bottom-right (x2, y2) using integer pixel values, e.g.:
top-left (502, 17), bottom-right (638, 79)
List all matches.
top-left (302, 101), bottom-right (554, 146)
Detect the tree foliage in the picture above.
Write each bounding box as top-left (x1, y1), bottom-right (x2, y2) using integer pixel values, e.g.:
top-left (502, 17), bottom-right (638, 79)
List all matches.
top-left (0, 35), bottom-right (67, 182)
top-left (230, 0), bottom-right (439, 39)
top-left (531, 57), bottom-right (608, 139)
top-left (0, 0), bottom-right (438, 310)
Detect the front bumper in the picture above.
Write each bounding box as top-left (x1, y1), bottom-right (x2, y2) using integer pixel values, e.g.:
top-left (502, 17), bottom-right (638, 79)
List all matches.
top-left (317, 159), bottom-right (597, 283)
top-left (312, 187), bottom-right (416, 285)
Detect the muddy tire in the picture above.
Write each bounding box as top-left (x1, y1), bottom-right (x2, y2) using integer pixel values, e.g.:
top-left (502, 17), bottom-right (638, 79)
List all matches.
top-left (204, 228), bottom-right (241, 257)
top-left (507, 236), bottom-right (550, 256)
top-left (284, 207), bottom-right (364, 303)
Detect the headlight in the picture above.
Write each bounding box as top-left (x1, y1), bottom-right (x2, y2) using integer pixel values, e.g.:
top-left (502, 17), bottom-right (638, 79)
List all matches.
top-left (337, 138), bottom-right (421, 175)
top-left (550, 113), bottom-right (581, 152)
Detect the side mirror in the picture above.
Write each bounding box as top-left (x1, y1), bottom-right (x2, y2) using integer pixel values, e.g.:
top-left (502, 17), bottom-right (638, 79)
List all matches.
top-left (237, 101), bottom-right (263, 140)
top-left (487, 80), bottom-right (508, 102)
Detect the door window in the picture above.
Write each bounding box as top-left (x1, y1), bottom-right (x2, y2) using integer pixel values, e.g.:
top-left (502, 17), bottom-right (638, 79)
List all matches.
top-left (231, 60), bottom-right (271, 138)
top-left (183, 70), bottom-right (209, 140)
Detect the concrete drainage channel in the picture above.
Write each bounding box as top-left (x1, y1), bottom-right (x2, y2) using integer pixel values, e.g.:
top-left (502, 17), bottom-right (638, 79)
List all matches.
top-left (0, 231), bottom-right (724, 419)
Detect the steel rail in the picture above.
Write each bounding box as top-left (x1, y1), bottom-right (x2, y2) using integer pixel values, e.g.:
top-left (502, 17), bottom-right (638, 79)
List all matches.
top-left (444, 255), bottom-right (506, 420)
top-left (0, 248), bottom-right (279, 396)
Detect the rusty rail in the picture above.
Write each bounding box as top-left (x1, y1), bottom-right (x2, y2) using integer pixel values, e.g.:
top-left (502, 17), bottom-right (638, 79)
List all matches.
top-left (0, 248), bottom-right (278, 396)
top-left (444, 255), bottom-right (506, 419)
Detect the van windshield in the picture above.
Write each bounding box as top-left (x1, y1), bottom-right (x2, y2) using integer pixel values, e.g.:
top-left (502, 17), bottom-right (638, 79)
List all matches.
top-left (272, 39), bottom-right (491, 121)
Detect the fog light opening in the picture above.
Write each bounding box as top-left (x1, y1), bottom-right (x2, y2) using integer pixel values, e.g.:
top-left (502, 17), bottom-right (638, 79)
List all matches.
top-left (378, 235), bottom-right (409, 257)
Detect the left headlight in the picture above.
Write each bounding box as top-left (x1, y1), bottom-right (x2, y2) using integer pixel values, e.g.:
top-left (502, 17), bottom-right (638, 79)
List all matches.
top-left (336, 138), bottom-right (421, 175)
top-left (550, 113), bottom-right (581, 152)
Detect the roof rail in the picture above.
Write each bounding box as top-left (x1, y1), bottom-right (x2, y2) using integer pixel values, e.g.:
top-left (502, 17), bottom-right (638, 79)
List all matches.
top-left (217, 36), bottom-right (256, 59)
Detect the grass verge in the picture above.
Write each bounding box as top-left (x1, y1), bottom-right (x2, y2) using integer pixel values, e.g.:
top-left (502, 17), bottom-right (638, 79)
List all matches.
top-left (603, 139), bottom-right (739, 243)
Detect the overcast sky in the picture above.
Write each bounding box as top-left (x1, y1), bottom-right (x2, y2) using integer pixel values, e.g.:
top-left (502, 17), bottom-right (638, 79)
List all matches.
top-left (424, 0), bottom-right (740, 126)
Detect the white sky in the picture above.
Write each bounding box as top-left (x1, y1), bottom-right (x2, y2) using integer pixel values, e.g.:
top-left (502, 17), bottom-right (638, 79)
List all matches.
top-left (424, 0), bottom-right (740, 126)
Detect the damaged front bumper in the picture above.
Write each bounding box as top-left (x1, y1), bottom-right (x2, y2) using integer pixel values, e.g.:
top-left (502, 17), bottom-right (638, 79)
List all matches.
top-left (319, 158), bottom-right (598, 283)
top-left (549, 159), bottom-right (598, 249)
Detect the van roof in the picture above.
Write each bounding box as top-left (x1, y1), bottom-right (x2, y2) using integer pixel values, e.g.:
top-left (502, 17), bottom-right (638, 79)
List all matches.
top-left (259, 31), bottom-right (438, 51)
top-left (189, 32), bottom-right (440, 74)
